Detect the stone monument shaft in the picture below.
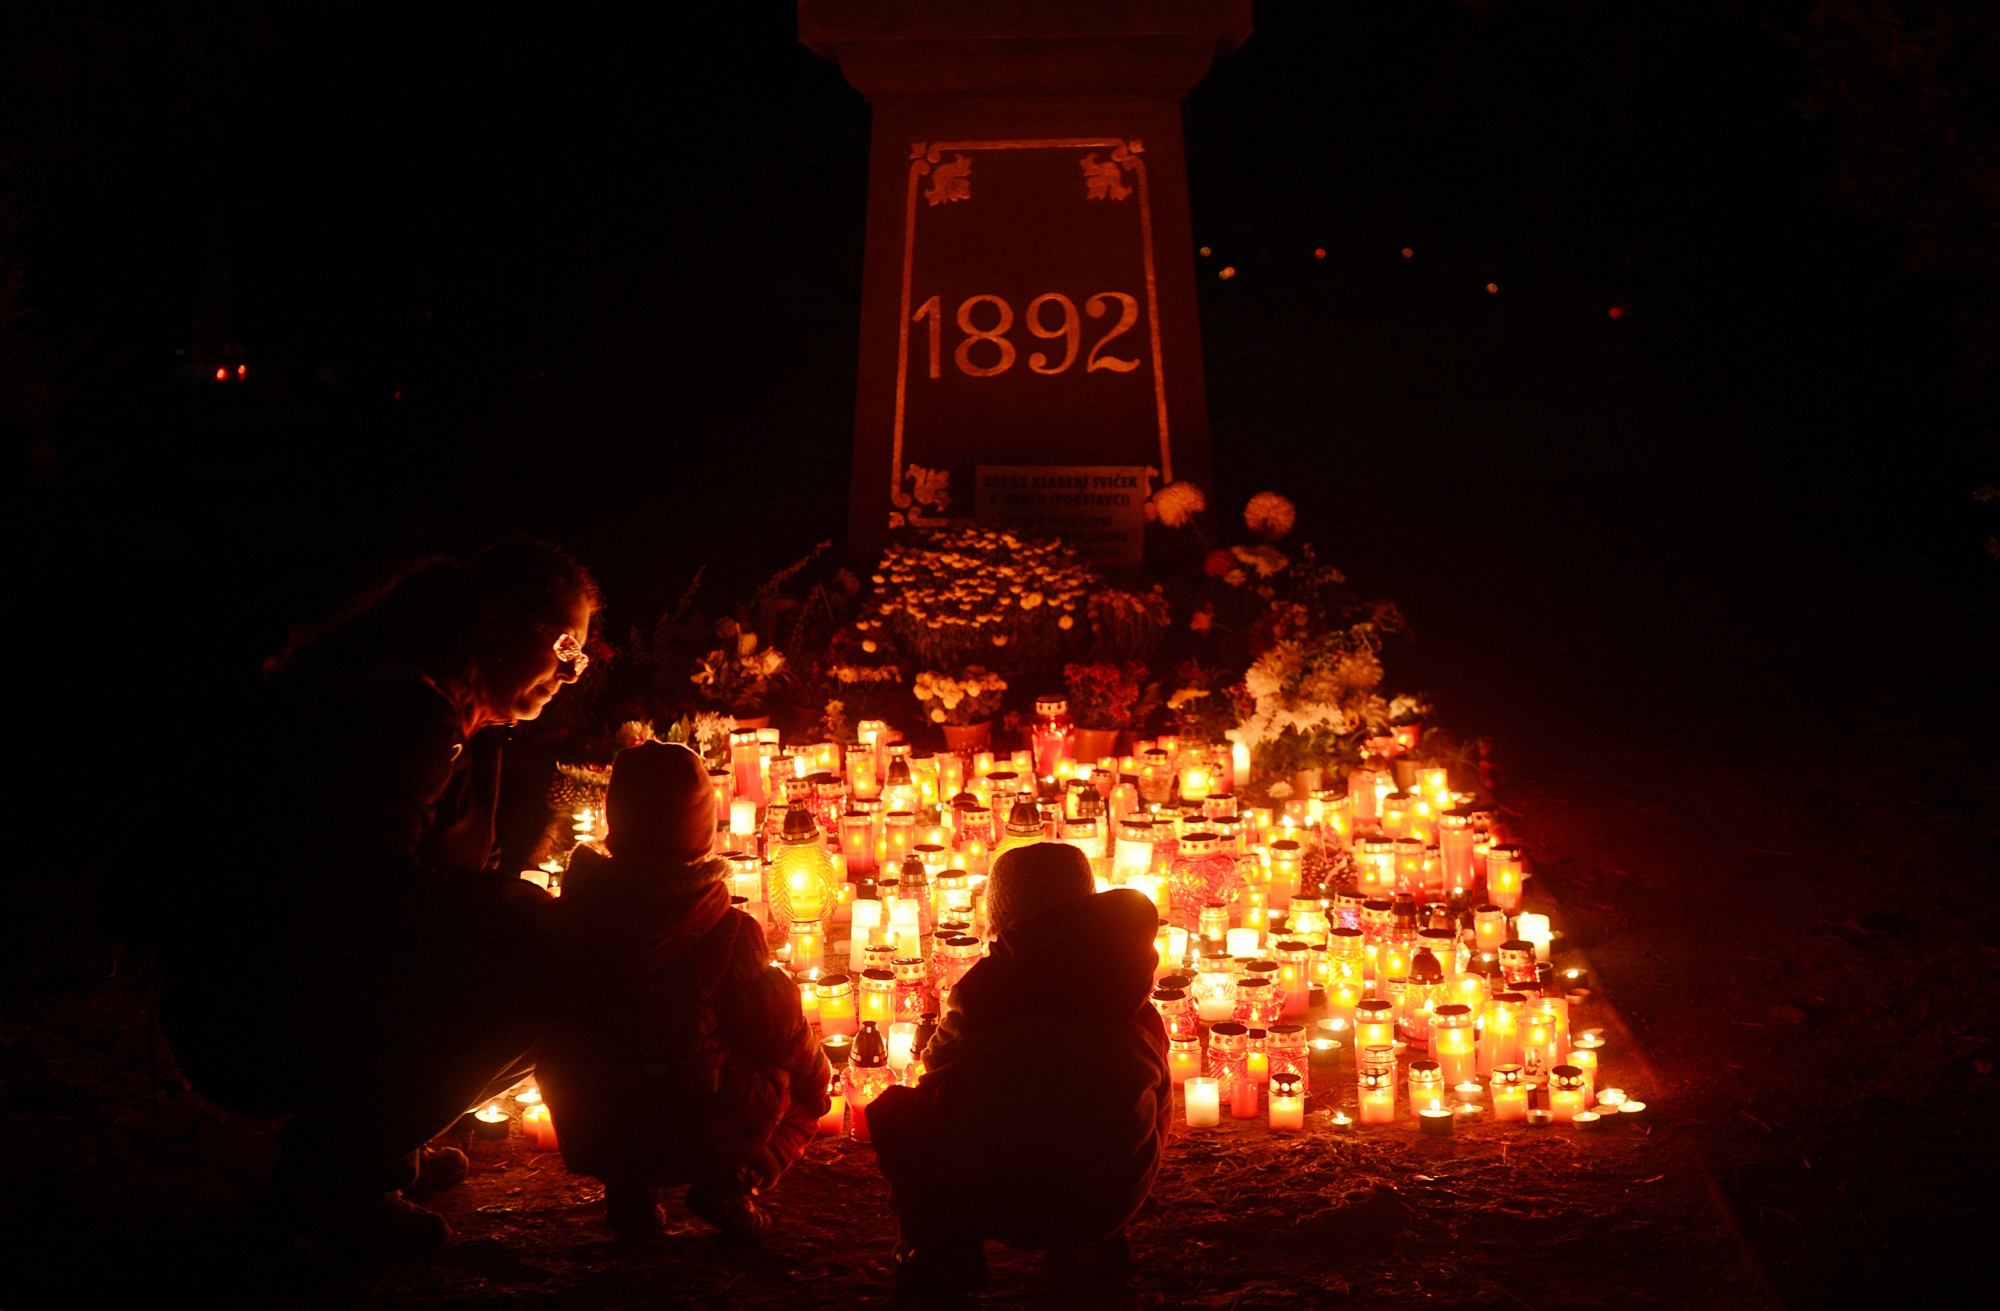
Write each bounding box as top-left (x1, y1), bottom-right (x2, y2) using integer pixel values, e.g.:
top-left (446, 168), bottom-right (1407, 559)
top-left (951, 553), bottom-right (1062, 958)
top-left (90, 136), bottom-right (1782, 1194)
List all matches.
top-left (801, 0), bottom-right (1251, 567)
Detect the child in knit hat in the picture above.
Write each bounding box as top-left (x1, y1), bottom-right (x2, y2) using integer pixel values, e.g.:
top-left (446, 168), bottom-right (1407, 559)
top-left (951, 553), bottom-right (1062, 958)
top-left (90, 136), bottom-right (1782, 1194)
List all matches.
top-left (537, 742), bottom-right (829, 1241)
top-left (867, 842), bottom-right (1171, 1294)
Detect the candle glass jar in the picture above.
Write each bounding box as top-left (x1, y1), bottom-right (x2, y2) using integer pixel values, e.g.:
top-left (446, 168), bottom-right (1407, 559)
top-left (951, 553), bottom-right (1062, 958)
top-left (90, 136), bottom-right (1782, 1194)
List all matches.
top-left (1031, 695), bottom-right (1072, 777)
top-left (893, 955), bottom-right (933, 1022)
top-left (787, 918), bottom-right (824, 974)
top-left (1356, 838), bottom-right (1398, 899)
top-left (1168, 1036), bottom-right (1202, 1085)
top-left (1266, 1022), bottom-right (1309, 1092)
top-left (1407, 1059), bottom-right (1446, 1114)
top-left (1170, 833), bottom-right (1244, 932)
top-left (1268, 1072), bottom-right (1305, 1131)
top-left (1152, 985), bottom-right (1201, 1042)
top-left (1473, 904), bottom-right (1508, 954)
top-left (1481, 994), bottom-right (1527, 1076)
top-left (843, 1023), bottom-right (898, 1143)
top-left (1380, 791), bottom-right (1413, 840)
top-left (769, 807), bottom-right (835, 932)
top-left (1491, 1064), bottom-right (1528, 1122)
top-left (1206, 1021), bottom-right (1250, 1106)
top-left (1113, 816), bottom-right (1160, 881)
top-left (1549, 1064), bottom-right (1587, 1123)
top-left (932, 934), bottom-right (984, 998)
top-left (858, 968), bottom-right (897, 1027)
top-left (1138, 748), bottom-right (1175, 806)
top-left (1347, 764), bottom-right (1384, 823)
top-left (1233, 975), bottom-right (1283, 1030)
top-left (1354, 998), bottom-right (1397, 1055)
top-left (1430, 1003), bottom-right (1476, 1085)
top-left (1499, 940), bottom-right (1539, 989)
top-left (1357, 1044), bottom-right (1397, 1125)
top-left (815, 974), bottom-right (858, 1038)
top-left (1485, 844), bottom-right (1525, 912)
top-left (1190, 962), bottom-right (1238, 1024)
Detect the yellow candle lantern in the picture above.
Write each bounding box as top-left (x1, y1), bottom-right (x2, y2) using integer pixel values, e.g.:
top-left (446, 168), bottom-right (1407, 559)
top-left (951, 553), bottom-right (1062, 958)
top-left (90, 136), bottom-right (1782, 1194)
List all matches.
top-left (858, 968), bottom-right (896, 1026)
top-left (770, 807), bottom-right (834, 928)
top-left (1473, 904), bottom-right (1509, 954)
top-left (1191, 961), bottom-right (1238, 1023)
top-left (786, 919), bottom-right (823, 974)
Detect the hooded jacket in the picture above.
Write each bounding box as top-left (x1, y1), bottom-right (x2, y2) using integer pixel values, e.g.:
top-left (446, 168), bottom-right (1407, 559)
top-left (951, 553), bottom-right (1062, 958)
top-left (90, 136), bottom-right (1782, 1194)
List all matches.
top-left (868, 887), bottom-right (1171, 1247)
top-left (537, 846), bottom-right (829, 1187)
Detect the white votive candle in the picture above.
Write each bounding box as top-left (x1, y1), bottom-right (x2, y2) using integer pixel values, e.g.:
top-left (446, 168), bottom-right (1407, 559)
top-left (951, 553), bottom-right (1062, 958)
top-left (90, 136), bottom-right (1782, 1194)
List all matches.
top-left (1184, 1077), bottom-right (1220, 1128)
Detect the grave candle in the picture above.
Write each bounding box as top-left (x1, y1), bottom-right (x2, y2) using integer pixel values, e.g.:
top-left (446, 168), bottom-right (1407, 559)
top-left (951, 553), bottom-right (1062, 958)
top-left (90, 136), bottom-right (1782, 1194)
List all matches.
top-left (1326, 976), bottom-right (1366, 1031)
top-left (1566, 1047), bottom-right (1598, 1103)
top-left (730, 798), bottom-right (759, 846)
top-left (1231, 1068), bottom-right (1260, 1120)
top-left (1439, 810), bottom-right (1477, 895)
top-left (1184, 1077), bottom-right (1221, 1127)
top-left (521, 1101), bottom-right (559, 1152)
top-left (1269, 1072), bottom-right (1305, 1131)
top-left (1521, 1014), bottom-right (1557, 1080)
top-left (1192, 961), bottom-right (1238, 1023)
top-left (890, 898), bottom-right (922, 958)
top-left (816, 1086), bottom-right (847, 1137)
top-left (787, 919), bottom-right (823, 974)
top-left (1486, 845), bottom-right (1525, 912)
top-left (797, 971), bottom-right (821, 1028)
top-left (1482, 994), bottom-right (1526, 1076)
top-left (1491, 1065), bottom-right (1528, 1121)
top-left (1549, 1065), bottom-right (1587, 1122)
top-left (708, 767), bottom-right (733, 827)
top-left (1168, 1037), bottom-right (1202, 1085)
top-left (1596, 1087), bottom-right (1629, 1109)
top-left (1355, 998), bottom-right (1397, 1055)
top-left (1516, 912), bottom-right (1553, 963)
top-left (1226, 927), bottom-right (1262, 958)
top-left (815, 974), bottom-right (857, 1038)
top-left (859, 968), bottom-right (896, 1026)
top-left (847, 900), bottom-right (882, 972)
top-left (1275, 942), bottom-right (1312, 1021)
top-left (1358, 1052), bottom-right (1397, 1125)
top-left (1447, 970), bottom-right (1487, 1012)
top-left (887, 1021), bottom-right (918, 1074)
top-left (1419, 1106), bottom-right (1454, 1138)
top-left (471, 1104), bottom-right (510, 1157)
top-left (1407, 1059), bottom-right (1446, 1114)
top-left (1430, 1004), bottom-right (1477, 1085)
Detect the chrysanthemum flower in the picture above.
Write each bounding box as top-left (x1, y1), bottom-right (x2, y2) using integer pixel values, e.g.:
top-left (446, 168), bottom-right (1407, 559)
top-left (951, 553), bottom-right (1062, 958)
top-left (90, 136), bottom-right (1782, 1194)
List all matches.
top-left (1149, 481), bottom-right (1207, 528)
top-left (1243, 491), bottom-right (1296, 541)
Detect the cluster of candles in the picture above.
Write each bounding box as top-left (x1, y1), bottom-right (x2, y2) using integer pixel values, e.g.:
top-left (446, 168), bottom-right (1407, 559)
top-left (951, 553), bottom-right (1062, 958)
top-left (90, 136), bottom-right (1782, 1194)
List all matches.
top-left (510, 702), bottom-right (1645, 1150)
top-left (470, 1081), bottom-right (560, 1155)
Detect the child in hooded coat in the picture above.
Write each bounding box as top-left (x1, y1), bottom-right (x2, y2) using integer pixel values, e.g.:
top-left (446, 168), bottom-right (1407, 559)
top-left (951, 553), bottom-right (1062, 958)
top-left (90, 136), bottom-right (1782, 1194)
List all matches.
top-left (867, 842), bottom-right (1172, 1292)
top-left (538, 741), bottom-right (829, 1239)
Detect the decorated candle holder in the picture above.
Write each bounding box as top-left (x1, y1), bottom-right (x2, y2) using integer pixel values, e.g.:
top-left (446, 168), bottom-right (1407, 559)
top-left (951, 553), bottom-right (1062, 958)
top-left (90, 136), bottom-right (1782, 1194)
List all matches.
top-left (1357, 1045), bottom-right (1397, 1125)
top-left (1491, 1064), bottom-right (1528, 1122)
top-left (1268, 1072), bottom-right (1305, 1132)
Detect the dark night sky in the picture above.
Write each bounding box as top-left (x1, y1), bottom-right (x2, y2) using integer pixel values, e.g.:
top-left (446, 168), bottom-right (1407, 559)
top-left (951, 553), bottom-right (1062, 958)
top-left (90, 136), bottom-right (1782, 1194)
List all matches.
top-left (10, 1), bottom-right (1996, 758)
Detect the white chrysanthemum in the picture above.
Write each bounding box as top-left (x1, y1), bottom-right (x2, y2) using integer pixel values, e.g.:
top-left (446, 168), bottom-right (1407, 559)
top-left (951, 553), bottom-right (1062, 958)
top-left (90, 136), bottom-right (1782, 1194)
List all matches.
top-left (1150, 480), bottom-right (1207, 528)
top-left (1231, 544), bottom-right (1289, 578)
top-left (1243, 491), bottom-right (1296, 541)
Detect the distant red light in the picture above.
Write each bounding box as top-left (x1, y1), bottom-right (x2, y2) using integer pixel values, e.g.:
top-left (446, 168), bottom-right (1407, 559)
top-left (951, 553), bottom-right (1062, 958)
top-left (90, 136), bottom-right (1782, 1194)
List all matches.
top-left (1608, 305), bottom-right (1626, 320)
top-left (214, 367), bottom-right (227, 382)
top-left (1313, 247), bottom-right (1326, 260)
top-left (236, 363), bottom-right (247, 378)
top-left (1400, 247), bottom-right (1415, 259)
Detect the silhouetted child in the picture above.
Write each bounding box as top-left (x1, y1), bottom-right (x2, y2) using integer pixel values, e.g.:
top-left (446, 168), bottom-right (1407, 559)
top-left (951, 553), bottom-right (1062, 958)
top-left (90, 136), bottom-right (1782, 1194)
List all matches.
top-left (868, 843), bottom-right (1172, 1295)
top-left (538, 742), bottom-right (828, 1240)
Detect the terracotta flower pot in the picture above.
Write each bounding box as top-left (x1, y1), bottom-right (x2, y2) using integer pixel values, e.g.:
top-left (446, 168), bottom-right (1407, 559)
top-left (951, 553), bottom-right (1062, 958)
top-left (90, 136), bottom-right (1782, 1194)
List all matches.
top-left (941, 721), bottom-right (993, 752)
top-left (1070, 727), bottom-right (1122, 764)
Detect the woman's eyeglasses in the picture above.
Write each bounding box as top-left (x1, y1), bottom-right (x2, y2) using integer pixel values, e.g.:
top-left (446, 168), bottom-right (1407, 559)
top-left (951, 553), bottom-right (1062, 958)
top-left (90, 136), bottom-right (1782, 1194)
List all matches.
top-left (553, 632), bottom-right (590, 680)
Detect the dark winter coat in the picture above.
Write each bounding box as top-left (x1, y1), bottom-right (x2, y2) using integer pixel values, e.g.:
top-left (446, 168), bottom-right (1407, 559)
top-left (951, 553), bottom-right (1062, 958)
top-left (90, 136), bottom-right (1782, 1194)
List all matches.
top-left (159, 666), bottom-right (547, 1115)
top-left (538, 846), bottom-right (830, 1189)
top-left (868, 887), bottom-right (1172, 1248)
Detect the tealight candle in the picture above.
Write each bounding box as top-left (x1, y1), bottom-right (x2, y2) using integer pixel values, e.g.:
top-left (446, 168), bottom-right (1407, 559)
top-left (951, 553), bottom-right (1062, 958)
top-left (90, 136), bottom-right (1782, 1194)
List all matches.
top-left (1185, 1077), bottom-right (1221, 1128)
top-left (1419, 1106), bottom-right (1454, 1138)
top-left (1595, 1087), bottom-right (1629, 1109)
top-left (1454, 1080), bottom-right (1485, 1104)
top-left (1572, 1109), bottom-right (1603, 1131)
top-left (471, 1103), bottom-right (510, 1157)
top-left (1330, 1110), bottom-right (1356, 1130)
top-left (1617, 1100), bottom-right (1647, 1119)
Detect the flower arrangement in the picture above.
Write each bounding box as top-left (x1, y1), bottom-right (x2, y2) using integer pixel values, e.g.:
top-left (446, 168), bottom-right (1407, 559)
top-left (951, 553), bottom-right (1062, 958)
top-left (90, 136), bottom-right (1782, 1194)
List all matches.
top-left (1063, 661), bottom-right (1152, 730)
top-left (861, 525), bottom-right (1092, 673)
top-left (913, 666), bottom-right (1009, 726)
top-left (690, 617), bottom-right (786, 715)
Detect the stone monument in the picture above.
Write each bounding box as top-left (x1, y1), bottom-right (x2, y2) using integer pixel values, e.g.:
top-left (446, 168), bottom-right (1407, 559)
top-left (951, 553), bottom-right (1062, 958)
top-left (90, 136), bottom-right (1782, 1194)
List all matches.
top-left (801, 0), bottom-right (1251, 569)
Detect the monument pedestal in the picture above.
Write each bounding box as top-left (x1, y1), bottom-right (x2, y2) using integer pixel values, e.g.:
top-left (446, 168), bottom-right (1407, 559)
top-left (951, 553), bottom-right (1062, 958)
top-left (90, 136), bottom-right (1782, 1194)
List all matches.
top-left (801, 1), bottom-right (1251, 569)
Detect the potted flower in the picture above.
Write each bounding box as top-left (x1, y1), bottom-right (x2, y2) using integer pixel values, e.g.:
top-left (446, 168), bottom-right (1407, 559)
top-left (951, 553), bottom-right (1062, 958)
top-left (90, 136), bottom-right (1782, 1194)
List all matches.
top-left (913, 666), bottom-right (1009, 751)
top-left (1062, 661), bottom-right (1151, 760)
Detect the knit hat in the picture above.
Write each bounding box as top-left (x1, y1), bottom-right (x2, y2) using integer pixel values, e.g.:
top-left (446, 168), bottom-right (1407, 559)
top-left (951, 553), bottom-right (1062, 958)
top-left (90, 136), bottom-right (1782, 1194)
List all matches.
top-left (986, 842), bottom-right (1095, 937)
top-left (605, 741), bottom-right (715, 865)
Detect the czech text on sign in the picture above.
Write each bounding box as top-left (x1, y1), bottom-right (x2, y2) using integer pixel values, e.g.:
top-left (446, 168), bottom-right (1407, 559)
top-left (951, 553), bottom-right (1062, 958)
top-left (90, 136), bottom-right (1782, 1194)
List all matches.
top-left (973, 466), bottom-right (1149, 571)
top-left (890, 139), bottom-right (1172, 530)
